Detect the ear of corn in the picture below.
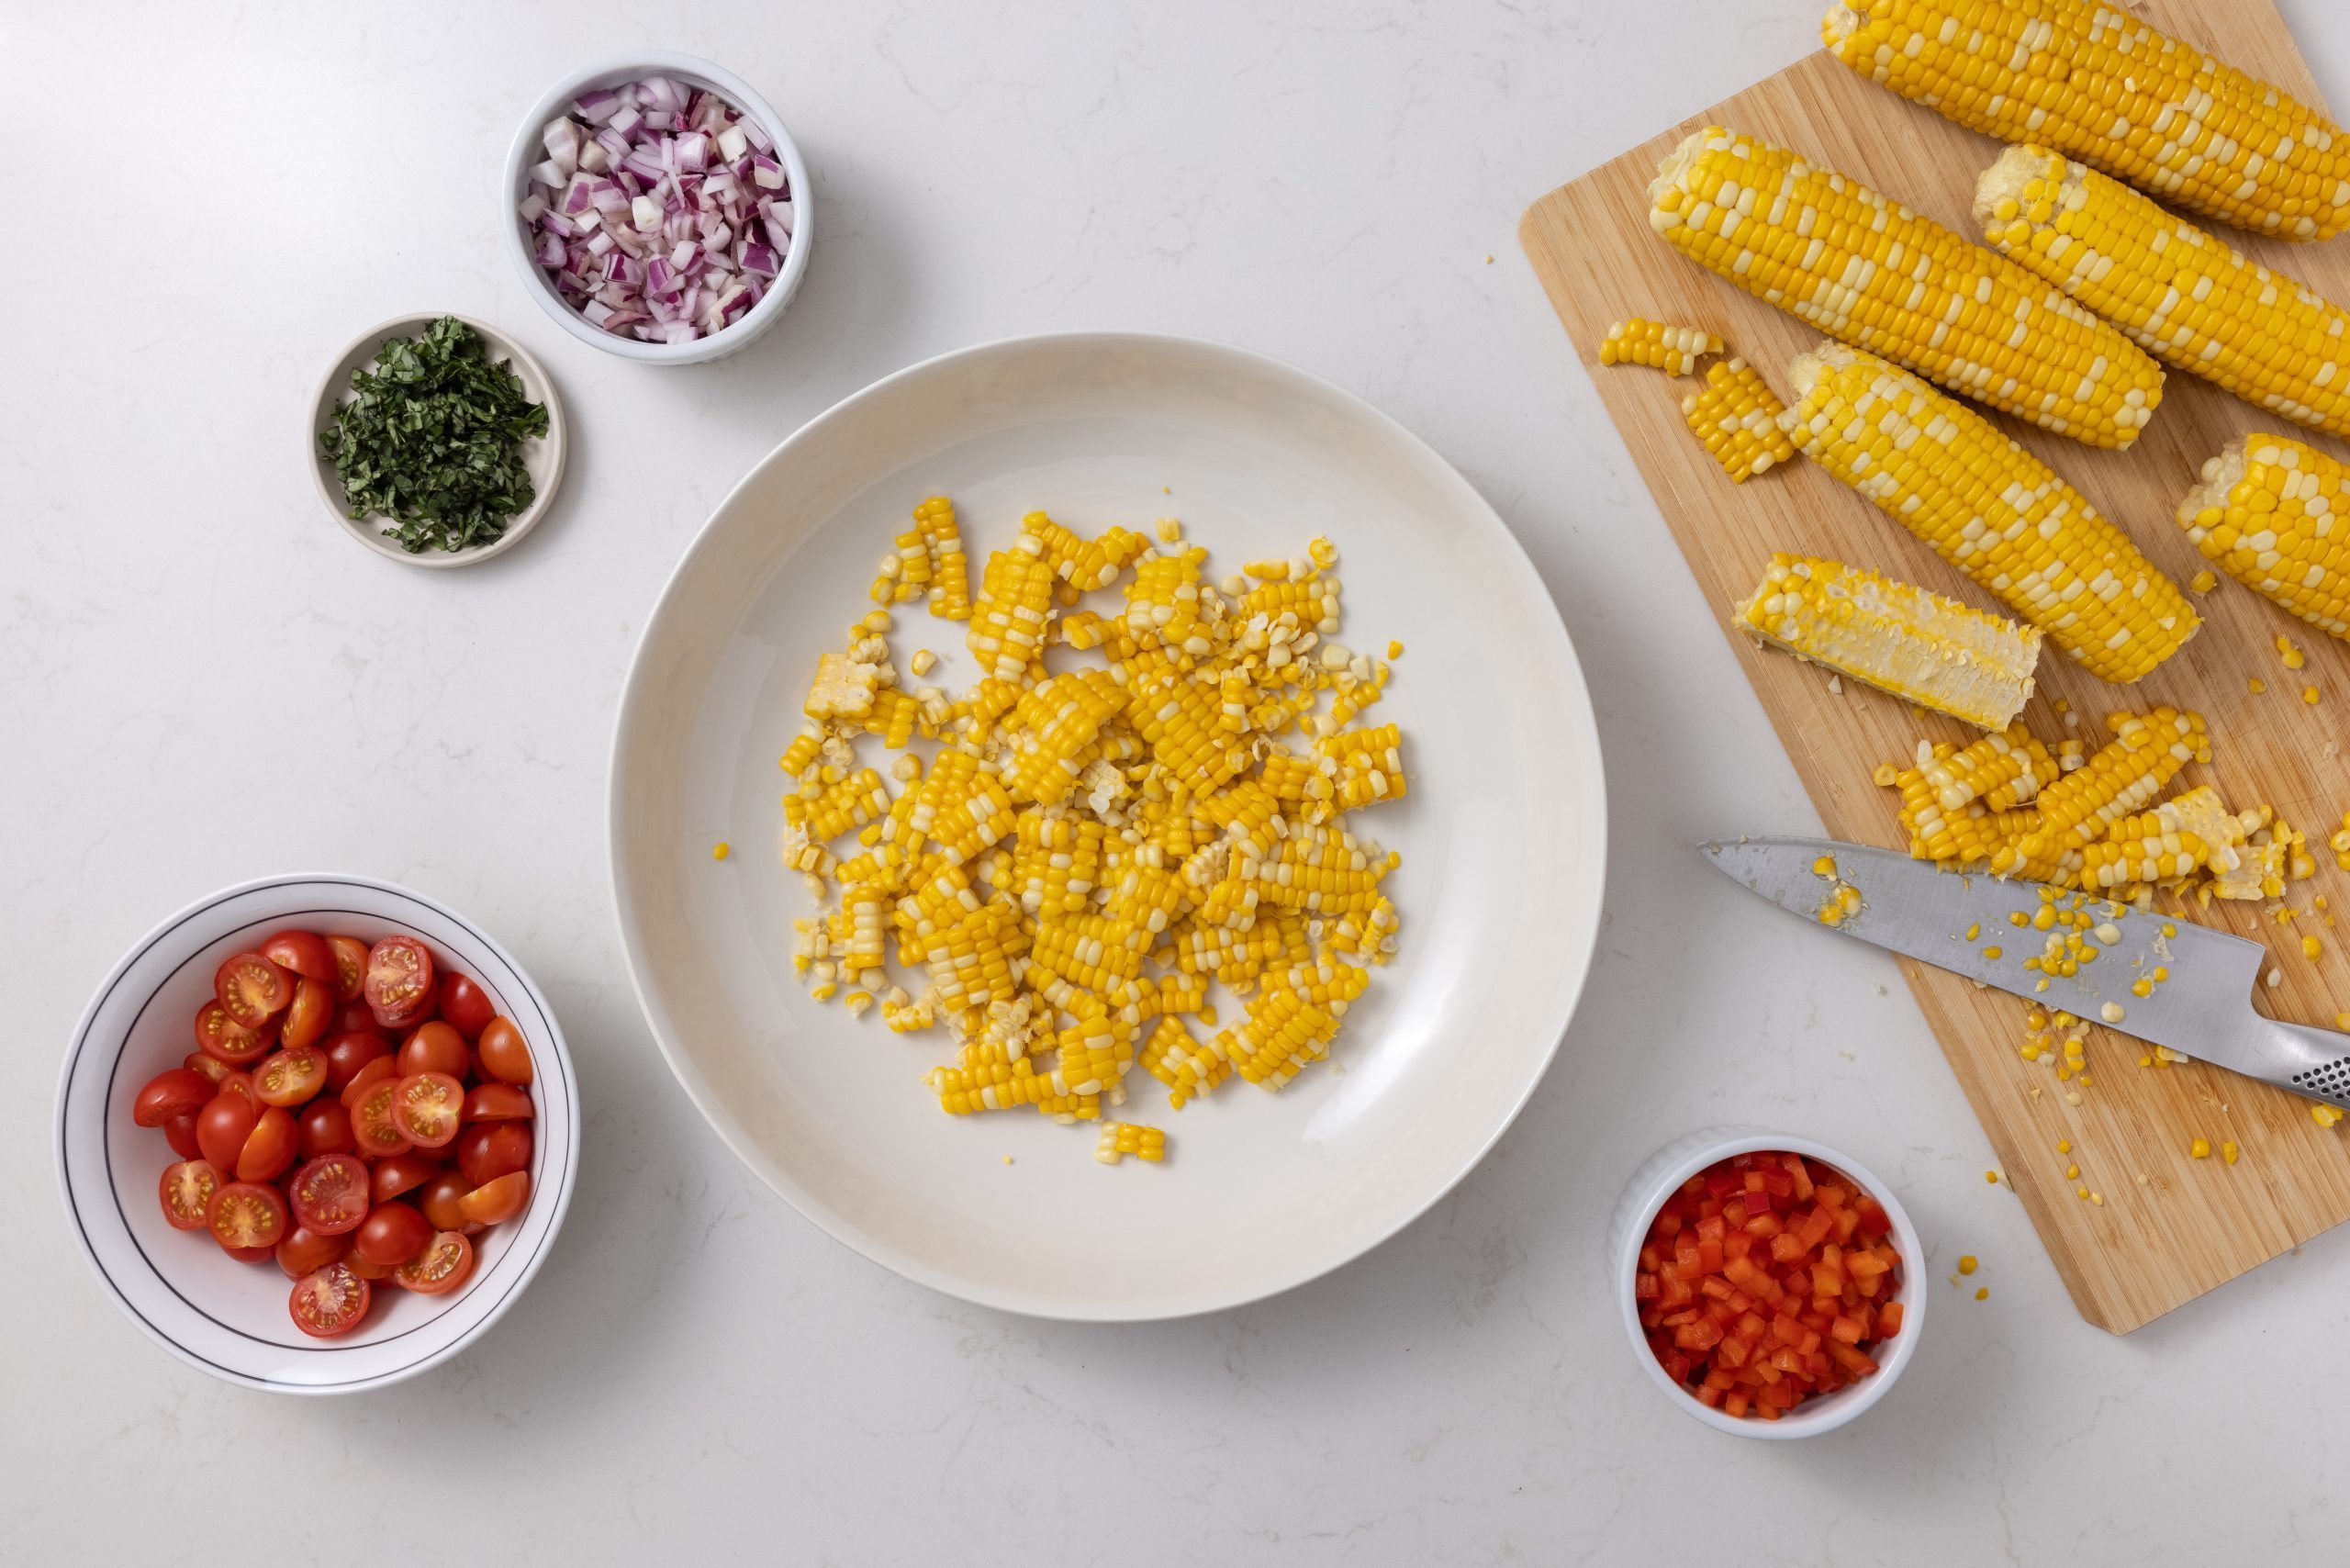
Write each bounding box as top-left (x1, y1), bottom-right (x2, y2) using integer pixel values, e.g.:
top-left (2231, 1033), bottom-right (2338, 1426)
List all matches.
top-left (2178, 435), bottom-right (2350, 640)
top-left (1824, 0), bottom-right (2350, 242)
top-left (1649, 127), bottom-right (2163, 449)
top-left (1784, 342), bottom-right (2196, 683)
top-left (1736, 554), bottom-right (2041, 730)
top-left (1977, 147), bottom-right (2350, 440)
top-left (1682, 357), bottom-right (1798, 483)
top-left (1601, 317), bottom-right (1722, 375)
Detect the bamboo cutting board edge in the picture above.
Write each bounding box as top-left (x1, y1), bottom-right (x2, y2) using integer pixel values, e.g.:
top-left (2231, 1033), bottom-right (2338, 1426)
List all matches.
top-left (1520, 1), bottom-right (2350, 1334)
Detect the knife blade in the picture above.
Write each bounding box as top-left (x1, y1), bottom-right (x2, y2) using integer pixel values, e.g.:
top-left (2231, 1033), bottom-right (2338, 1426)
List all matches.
top-left (1697, 835), bottom-right (2350, 1108)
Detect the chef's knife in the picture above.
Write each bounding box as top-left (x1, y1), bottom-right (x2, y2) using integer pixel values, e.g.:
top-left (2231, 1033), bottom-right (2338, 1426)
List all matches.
top-left (1698, 835), bottom-right (2350, 1108)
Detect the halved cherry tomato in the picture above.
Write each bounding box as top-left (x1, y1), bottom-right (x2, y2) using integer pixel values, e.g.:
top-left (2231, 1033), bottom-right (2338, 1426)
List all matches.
top-left (213, 1070), bottom-right (258, 1109)
top-left (340, 1054), bottom-right (399, 1110)
top-left (351, 1076), bottom-right (411, 1158)
top-left (259, 930), bottom-right (336, 985)
top-left (290, 1262), bottom-right (371, 1338)
top-left (395, 1230), bottom-right (475, 1294)
top-left (438, 974), bottom-right (497, 1041)
top-left (236, 1106), bottom-right (298, 1182)
top-left (207, 1180), bottom-right (287, 1252)
top-left (223, 1244), bottom-right (274, 1264)
top-left (184, 1050), bottom-right (230, 1084)
top-left (323, 1031), bottom-right (392, 1092)
top-left (418, 1170), bottom-right (476, 1233)
top-left (353, 1200), bottom-right (431, 1267)
top-left (458, 1171), bottom-right (531, 1226)
top-left (298, 1100), bottom-right (355, 1159)
top-left (390, 1071), bottom-right (464, 1148)
top-left (288, 1153), bottom-right (371, 1235)
top-left (159, 1159), bottom-right (223, 1230)
top-left (253, 1047), bottom-right (328, 1109)
top-left (344, 1251), bottom-right (396, 1281)
top-left (215, 952), bottom-right (292, 1027)
top-left (163, 1110), bottom-right (203, 1159)
top-left (275, 1224), bottom-right (351, 1280)
top-left (196, 1091), bottom-right (259, 1169)
top-left (462, 1082), bottom-right (535, 1122)
top-left (195, 1001), bottom-right (275, 1066)
top-left (134, 1068), bottom-right (216, 1127)
top-left (455, 1120), bottom-right (532, 1186)
top-left (332, 1000), bottom-right (389, 1040)
top-left (476, 1016), bottom-right (534, 1085)
top-left (281, 977), bottom-right (335, 1051)
top-left (371, 1151), bottom-right (441, 1203)
top-left (364, 936), bottom-right (435, 1025)
top-left (326, 935), bottom-right (371, 1002)
top-left (398, 1021), bottom-right (469, 1080)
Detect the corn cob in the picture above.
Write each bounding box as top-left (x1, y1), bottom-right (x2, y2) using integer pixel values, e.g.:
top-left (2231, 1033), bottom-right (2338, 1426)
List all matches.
top-left (1978, 147), bottom-right (2350, 439)
top-left (1600, 318), bottom-right (1721, 375)
top-left (1784, 343), bottom-right (2196, 683)
top-left (1682, 357), bottom-right (1797, 482)
top-left (1650, 128), bottom-right (2163, 448)
top-left (1736, 554), bottom-right (2041, 730)
top-left (2177, 435), bottom-right (2350, 640)
top-left (1824, 0), bottom-right (2350, 242)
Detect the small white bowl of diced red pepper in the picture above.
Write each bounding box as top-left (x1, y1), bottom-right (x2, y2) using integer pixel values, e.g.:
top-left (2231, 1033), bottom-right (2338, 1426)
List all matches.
top-left (1611, 1130), bottom-right (1924, 1438)
top-left (506, 52), bottom-right (811, 364)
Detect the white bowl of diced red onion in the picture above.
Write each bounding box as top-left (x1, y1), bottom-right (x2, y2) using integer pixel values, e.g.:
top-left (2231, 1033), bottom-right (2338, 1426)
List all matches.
top-left (504, 53), bottom-right (811, 364)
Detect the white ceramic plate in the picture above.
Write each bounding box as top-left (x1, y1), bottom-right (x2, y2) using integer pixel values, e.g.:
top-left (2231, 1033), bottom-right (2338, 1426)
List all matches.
top-left (54, 876), bottom-right (579, 1394)
top-left (609, 331), bottom-right (1606, 1319)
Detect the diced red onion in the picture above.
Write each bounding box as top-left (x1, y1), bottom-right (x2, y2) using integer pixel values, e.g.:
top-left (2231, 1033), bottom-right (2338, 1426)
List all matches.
top-left (529, 159), bottom-right (564, 187)
top-left (519, 193), bottom-right (547, 224)
top-left (749, 152), bottom-right (784, 190)
top-left (542, 118), bottom-right (582, 173)
top-left (575, 87), bottom-right (623, 124)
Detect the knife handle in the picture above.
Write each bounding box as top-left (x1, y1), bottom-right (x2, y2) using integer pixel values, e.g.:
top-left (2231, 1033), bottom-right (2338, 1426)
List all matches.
top-left (2256, 1021), bottom-right (2350, 1106)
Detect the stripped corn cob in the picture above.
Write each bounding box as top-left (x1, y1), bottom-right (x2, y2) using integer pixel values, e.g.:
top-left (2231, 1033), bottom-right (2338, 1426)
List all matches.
top-left (2178, 436), bottom-right (2350, 640)
top-left (1978, 148), bottom-right (2350, 439)
top-left (1600, 318), bottom-right (1721, 375)
top-left (1650, 128), bottom-right (2163, 448)
top-left (1824, 0), bottom-right (2350, 241)
top-left (1736, 554), bottom-right (2041, 730)
top-left (1682, 357), bottom-right (1796, 482)
top-left (1784, 344), bottom-right (2196, 683)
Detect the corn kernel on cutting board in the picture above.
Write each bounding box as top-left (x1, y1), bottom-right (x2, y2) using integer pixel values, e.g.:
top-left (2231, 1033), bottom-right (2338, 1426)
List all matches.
top-left (1521, 0), bottom-right (2350, 1333)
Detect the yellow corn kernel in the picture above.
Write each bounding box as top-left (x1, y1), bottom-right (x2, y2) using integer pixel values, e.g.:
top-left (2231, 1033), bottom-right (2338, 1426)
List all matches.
top-left (1956, 1255), bottom-right (1977, 1276)
top-left (2190, 1137), bottom-right (2211, 1159)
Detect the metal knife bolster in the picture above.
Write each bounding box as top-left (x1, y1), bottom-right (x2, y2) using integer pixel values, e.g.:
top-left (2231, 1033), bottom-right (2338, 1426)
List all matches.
top-left (1698, 835), bottom-right (2350, 1108)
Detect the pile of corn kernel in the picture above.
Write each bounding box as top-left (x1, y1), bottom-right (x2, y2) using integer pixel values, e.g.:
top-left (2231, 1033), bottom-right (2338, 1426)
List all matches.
top-left (777, 497), bottom-right (1408, 1166)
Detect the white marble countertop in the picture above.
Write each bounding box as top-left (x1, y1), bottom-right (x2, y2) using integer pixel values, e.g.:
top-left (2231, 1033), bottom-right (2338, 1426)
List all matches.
top-left (9, 2), bottom-right (2349, 1561)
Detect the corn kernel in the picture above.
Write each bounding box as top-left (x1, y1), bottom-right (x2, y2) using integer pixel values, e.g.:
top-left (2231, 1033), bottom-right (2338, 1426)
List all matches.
top-left (711, 841), bottom-right (731, 860)
top-left (2190, 1137), bottom-right (2211, 1159)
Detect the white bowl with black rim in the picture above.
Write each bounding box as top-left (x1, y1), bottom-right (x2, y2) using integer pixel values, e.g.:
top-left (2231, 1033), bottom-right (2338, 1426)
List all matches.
top-left (53, 875), bottom-right (578, 1394)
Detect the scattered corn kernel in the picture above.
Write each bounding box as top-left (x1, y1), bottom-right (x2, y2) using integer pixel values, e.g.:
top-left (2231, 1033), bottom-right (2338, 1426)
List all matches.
top-left (711, 841), bottom-right (732, 860)
top-left (2190, 1137), bottom-right (2211, 1159)
top-left (1956, 1254), bottom-right (1977, 1276)
top-left (2222, 1141), bottom-right (2240, 1165)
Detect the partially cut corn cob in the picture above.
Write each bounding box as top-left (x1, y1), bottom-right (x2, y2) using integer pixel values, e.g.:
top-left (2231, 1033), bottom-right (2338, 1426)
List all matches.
top-left (1824, 0), bottom-right (2350, 241)
top-left (1682, 358), bottom-right (1797, 482)
top-left (1735, 554), bottom-right (2041, 730)
top-left (1977, 147), bottom-right (2350, 440)
top-left (1649, 128), bottom-right (2163, 448)
top-left (2177, 435), bottom-right (2350, 640)
top-left (1784, 343), bottom-right (2197, 683)
top-left (1600, 318), bottom-right (1721, 375)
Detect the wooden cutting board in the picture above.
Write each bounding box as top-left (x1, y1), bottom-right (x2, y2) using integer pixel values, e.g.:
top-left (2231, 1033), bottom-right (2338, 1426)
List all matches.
top-left (1521, 0), bottom-right (2350, 1333)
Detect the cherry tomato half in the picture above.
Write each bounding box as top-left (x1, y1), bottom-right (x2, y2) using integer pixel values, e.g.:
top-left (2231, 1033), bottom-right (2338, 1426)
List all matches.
top-left (395, 1231), bottom-right (475, 1295)
top-left (288, 1153), bottom-right (371, 1236)
top-left (351, 1077), bottom-right (411, 1158)
top-left (364, 936), bottom-right (435, 1025)
top-left (353, 1200), bottom-right (431, 1268)
top-left (324, 1032), bottom-right (392, 1092)
top-left (159, 1159), bottom-right (223, 1230)
top-left (274, 1224), bottom-right (351, 1280)
top-left (476, 1016), bottom-right (534, 1085)
top-left (195, 1001), bottom-right (275, 1066)
top-left (134, 1068), bottom-right (217, 1127)
top-left (455, 1120), bottom-right (532, 1186)
top-left (253, 1047), bottom-right (328, 1109)
top-left (398, 1022), bottom-right (469, 1080)
top-left (163, 1110), bottom-right (203, 1159)
top-left (207, 1181), bottom-right (287, 1252)
top-left (438, 973), bottom-right (497, 1041)
top-left (184, 1050), bottom-right (231, 1085)
top-left (458, 1171), bottom-right (531, 1227)
top-left (196, 1092), bottom-right (259, 1170)
top-left (390, 1072), bottom-right (464, 1148)
top-left (281, 977), bottom-right (335, 1052)
top-left (259, 930), bottom-right (337, 985)
top-left (418, 1170), bottom-right (476, 1233)
top-left (211, 1070), bottom-right (258, 1111)
top-left (462, 1082), bottom-right (535, 1122)
top-left (235, 1106), bottom-right (298, 1182)
top-left (297, 1100), bottom-right (355, 1159)
top-left (339, 1055), bottom-right (398, 1110)
top-left (215, 952), bottom-right (292, 1028)
top-left (290, 1262), bottom-right (371, 1338)
top-left (371, 1152), bottom-right (442, 1203)
top-left (326, 935), bottom-right (371, 1002)
top-left (332, 1000), bottom-right (389, 1040)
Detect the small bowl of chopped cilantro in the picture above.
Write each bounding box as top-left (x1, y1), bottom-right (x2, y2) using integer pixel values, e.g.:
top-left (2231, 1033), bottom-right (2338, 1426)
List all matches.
top-left (311, 313), bottom-right (566, 566)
